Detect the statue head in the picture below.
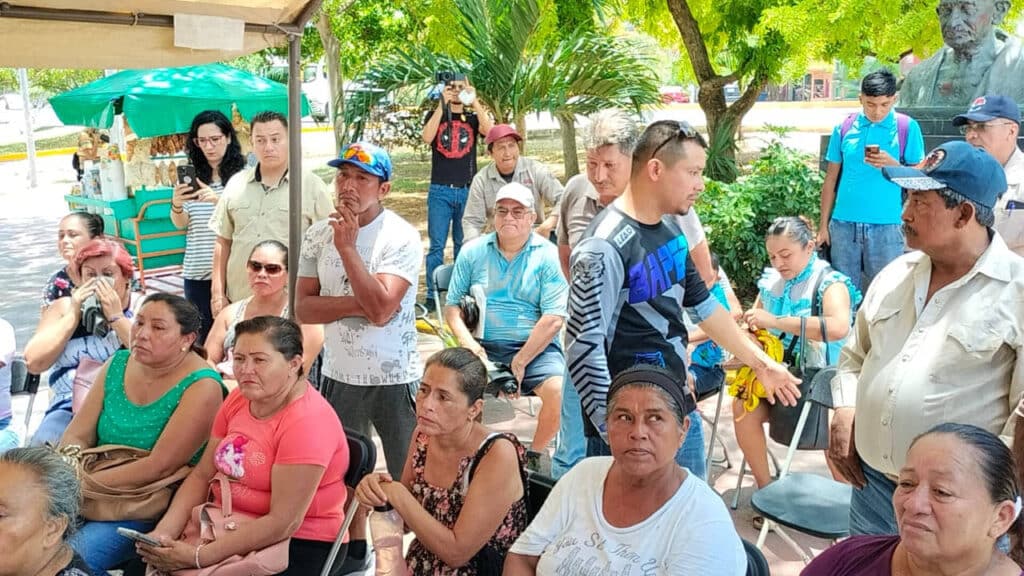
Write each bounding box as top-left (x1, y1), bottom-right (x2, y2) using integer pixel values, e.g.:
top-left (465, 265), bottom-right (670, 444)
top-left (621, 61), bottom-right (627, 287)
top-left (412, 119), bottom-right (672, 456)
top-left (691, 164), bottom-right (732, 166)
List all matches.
top-left (937, 0), bottom-right (1010, 55)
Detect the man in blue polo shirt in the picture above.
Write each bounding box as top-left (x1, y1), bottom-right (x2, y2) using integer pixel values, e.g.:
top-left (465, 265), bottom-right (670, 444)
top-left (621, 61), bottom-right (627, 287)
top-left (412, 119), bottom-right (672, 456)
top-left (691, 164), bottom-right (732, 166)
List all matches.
top-left (445, 182), bottom-right (568, 453)
top-left (818, 69), bottom-right (926, 292)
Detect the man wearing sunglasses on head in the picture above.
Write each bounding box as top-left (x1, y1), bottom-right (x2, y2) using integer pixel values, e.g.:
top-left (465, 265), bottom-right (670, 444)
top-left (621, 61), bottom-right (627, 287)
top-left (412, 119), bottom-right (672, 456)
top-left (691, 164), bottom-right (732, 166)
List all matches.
top-left (953, 95), bottom-right (1024, 255)
top-left (295, 142), bottom-right (424, 573)
top-left (567, 120), bottom-right (801, 475)
top-left (296, 142), bottom-right (422, 476)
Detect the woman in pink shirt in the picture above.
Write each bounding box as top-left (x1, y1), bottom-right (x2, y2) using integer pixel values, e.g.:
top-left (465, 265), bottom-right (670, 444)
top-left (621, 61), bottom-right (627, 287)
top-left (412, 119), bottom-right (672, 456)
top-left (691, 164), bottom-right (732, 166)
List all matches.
top-left (138, 316), bottom-right (348, 575)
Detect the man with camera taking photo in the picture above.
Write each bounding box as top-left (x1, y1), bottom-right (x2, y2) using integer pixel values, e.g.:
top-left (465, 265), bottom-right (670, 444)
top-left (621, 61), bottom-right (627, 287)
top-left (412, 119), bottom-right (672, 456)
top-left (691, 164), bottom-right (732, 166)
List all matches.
top-left (421, 71), bottom-right (494, 310)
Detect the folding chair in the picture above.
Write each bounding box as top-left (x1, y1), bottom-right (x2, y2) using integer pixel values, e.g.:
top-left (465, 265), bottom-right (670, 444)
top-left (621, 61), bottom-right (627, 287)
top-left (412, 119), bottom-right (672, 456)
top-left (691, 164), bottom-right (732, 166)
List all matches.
top-left (320, 428), bottom-right (378, 576)
top-left (432, 264), bottom-right (455, 324)
top-left (9, 355), bottom-right (41, 438)
top-left (697, 374), bottom-right (732, 477)
top-left (742, 538), bottom-right (770, 576)
top-left (748, 367), bottom-right (852, 563)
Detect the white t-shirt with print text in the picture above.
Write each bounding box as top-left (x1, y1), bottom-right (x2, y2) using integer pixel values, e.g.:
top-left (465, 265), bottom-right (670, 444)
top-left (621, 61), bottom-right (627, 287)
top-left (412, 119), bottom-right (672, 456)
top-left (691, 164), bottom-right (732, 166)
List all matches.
top-left (510, 457), bottom-right (746, 575)
top-left (298, 209), bottom-right (423, 386)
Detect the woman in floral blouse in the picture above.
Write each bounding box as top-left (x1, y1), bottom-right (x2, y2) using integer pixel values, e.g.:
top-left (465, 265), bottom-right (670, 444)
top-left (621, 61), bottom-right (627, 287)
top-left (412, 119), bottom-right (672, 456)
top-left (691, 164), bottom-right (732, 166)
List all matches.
top-left (355, 348), bottom-right (527, 575)
top-left (43, 211), bottom-right (105, 307)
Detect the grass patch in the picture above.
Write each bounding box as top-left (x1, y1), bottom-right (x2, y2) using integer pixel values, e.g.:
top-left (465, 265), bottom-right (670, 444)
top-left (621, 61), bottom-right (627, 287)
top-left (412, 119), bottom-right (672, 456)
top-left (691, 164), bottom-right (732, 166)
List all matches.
top-left (0, 132), bottom-right (79, 155)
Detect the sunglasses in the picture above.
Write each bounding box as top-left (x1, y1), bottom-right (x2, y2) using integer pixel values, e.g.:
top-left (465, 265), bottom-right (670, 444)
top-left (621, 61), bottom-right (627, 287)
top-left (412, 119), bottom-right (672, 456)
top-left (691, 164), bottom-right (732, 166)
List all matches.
top-left (247, 260), bottom-right (284, 275)
top-left (649, 121), bottom-right (707, 161)
top-left (341, 145), bottom-right (389, 180)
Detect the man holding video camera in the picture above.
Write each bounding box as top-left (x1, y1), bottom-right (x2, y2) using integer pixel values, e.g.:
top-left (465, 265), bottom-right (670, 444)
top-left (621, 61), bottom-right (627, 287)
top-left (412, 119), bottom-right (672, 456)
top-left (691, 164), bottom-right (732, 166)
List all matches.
top-left (421, 71), bottom-right (494, 310)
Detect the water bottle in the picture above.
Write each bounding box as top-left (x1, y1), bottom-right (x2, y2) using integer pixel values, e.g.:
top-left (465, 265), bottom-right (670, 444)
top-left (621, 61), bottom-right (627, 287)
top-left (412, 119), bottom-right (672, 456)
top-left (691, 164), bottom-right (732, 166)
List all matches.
top-left (370, 504), bottom-right (408, 576)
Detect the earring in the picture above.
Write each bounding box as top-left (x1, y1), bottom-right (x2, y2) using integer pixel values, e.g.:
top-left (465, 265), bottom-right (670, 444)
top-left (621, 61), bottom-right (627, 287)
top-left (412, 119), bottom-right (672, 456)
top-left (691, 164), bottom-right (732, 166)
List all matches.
top-left (180, 346), bottom-right (187, 352)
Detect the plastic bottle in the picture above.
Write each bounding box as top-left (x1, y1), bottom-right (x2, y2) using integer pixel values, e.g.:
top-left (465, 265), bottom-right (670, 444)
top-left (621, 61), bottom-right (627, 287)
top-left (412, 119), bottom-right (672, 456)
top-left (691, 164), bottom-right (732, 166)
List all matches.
top-left (370, 504), bottom-right (408, 576)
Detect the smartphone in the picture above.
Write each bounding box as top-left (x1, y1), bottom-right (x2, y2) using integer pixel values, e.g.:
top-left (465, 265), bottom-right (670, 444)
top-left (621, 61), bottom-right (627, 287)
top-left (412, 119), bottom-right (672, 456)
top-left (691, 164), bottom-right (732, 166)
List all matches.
top-left (865, 144), bottom-right (880, 157)
top-left (176, 164), bottom-right (198, 194)
top-left (117, 527), bottom-right (162, 546)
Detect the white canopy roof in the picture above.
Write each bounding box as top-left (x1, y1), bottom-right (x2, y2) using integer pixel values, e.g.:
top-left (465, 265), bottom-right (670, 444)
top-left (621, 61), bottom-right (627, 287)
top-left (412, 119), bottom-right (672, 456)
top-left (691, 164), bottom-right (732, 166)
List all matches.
top-left (0, 1), bottom-right (321, 68)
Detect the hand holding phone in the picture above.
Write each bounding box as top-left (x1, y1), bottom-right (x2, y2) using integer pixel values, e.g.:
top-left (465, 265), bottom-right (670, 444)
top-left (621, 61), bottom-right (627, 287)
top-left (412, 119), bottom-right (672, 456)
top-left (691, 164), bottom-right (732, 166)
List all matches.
top-left (176, 164), bottom-right (198, 194)
top-left (117, 526), bottom-right (162, 547)
top-left (865, 144), bottom-right (880, 157)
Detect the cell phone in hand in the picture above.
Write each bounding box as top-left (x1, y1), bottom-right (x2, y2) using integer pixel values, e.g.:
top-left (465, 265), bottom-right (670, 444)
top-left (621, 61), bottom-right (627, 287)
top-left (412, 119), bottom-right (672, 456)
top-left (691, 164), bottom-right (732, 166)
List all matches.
top-left (865, 144), bottom-right (880, 157)
top-left (116, 527), bottom-right (162, 547)
top-left (176, 164), bottom-right (198, 194)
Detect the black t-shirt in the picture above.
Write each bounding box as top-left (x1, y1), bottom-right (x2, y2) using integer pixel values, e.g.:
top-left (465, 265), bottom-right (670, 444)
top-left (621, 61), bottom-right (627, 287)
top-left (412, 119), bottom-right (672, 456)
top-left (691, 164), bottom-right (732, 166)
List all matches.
top-left (424, 107), bottom-right (481, 187)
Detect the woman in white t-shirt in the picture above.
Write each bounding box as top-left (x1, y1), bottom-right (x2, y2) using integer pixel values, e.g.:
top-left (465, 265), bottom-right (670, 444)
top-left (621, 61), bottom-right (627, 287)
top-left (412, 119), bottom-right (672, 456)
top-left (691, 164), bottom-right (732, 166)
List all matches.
top-left (505, 364), bottom-right (747, 575)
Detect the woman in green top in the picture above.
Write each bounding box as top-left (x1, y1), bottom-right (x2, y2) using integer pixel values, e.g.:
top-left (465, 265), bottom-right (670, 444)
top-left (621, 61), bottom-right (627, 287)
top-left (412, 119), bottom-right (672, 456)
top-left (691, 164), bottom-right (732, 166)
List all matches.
top-left (59, 293), bottom-right (226, 573)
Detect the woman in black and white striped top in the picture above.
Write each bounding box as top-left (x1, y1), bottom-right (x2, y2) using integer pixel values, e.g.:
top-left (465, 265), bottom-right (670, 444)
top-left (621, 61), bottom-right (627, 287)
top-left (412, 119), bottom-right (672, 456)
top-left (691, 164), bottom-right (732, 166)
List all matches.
top-left (171, 110), bottom-right (247, 344)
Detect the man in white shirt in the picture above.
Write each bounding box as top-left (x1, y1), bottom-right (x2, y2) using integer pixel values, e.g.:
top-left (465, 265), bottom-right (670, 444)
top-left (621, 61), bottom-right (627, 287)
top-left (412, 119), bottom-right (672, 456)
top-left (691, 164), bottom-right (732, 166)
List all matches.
top-left (295, 142), bottom-right (423, 478)
top-left (830, 141), bottom-right (1024, 535)
top-left (953, 95), bottom-right (1024, 255)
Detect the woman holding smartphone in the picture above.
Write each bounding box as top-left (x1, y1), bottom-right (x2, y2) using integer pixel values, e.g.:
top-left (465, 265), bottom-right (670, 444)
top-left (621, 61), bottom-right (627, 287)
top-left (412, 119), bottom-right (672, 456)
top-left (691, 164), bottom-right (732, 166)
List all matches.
top-left (171, 110), bottom-right (247, 345)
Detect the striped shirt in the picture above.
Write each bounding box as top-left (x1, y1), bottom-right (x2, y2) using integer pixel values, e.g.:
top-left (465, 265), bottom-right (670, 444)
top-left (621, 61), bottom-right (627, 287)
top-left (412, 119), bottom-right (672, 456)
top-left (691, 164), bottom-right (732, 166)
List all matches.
top-left (182, 182), bottom-right (223, 280)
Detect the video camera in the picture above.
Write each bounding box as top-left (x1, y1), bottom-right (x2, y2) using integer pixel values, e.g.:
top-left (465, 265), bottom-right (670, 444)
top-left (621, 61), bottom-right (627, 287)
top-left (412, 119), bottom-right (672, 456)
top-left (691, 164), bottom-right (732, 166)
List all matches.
top-left (435, 71), bottom-right (466, 84)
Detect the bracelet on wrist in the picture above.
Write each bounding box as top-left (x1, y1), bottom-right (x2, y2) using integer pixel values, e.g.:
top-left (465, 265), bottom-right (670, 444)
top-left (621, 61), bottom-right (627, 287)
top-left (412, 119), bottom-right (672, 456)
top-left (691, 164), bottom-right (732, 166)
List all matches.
top-left (171, 205), bottom-right (184, 213)
top-left (107, 315), bottom-right (124, 323)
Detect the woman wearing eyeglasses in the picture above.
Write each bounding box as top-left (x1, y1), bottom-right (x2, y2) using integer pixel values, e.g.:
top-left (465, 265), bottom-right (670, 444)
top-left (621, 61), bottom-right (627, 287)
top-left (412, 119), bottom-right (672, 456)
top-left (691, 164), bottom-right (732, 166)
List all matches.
top-left (171, 110), bottom-right (248, 345)
top-left (205, 240), bottom-right (323, 388)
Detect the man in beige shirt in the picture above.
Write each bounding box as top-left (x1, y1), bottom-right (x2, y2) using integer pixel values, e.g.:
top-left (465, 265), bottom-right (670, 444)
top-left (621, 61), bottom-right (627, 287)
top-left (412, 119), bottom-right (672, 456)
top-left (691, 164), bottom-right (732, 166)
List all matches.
top-left (463, 124), bottom-right (564, 241)
top-left (830, 141), bottom-right (1024, 536)
top-left (208, 111), bottom-right (332, 311)
top-left (953, 95), bottom-right (1024, 255)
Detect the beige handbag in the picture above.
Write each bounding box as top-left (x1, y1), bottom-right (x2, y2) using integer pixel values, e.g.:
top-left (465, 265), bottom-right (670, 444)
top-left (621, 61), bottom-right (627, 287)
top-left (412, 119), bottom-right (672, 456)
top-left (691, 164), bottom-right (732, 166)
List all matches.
top-left (72, 444), bottom-right (192, 521)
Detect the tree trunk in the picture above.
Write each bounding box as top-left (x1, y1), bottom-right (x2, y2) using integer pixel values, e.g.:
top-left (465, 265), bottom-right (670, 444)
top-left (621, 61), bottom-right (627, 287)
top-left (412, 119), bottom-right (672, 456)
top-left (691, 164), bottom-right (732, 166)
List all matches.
top-left (557, 113), bottom-right (579, 178)
top-left (316, 10), bottom-right (344, 155)
top-left (514, 113), bottom-right (528, 153)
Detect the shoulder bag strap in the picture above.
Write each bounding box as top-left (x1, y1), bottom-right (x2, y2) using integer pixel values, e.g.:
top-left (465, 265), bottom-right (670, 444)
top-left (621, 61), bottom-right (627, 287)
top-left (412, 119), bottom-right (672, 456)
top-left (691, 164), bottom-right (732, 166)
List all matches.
top-left (810, 266), bottom-right (832, 365)
top-left (464, 433), bottom-right (526, 493)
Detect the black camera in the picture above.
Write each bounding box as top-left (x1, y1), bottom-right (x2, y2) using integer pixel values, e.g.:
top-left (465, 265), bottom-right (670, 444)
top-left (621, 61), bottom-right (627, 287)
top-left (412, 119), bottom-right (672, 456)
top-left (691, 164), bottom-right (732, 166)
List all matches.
top-left (486, 361), bottom-right (519, 397)
top-left (81, 294), bottom-right (109, 338)
top-left (435, 70), bottom-right (466, 84)
top-left (80, 277), bottom-right (113, 337)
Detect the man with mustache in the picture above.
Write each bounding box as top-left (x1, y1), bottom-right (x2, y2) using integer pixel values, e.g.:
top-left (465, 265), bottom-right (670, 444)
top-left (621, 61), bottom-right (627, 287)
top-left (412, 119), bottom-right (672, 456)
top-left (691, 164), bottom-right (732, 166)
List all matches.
top-left (900, 0), bottom-right (1024, 107)
top-left (829, 141), bottom-right (1024, 536)
top-left (463, 125), bottom-right (564, 241)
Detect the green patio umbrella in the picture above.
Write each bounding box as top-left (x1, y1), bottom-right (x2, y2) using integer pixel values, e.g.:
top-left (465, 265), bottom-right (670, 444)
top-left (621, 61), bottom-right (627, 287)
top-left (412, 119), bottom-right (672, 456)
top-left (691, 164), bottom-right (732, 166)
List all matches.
top-left (49, 63), bottom-right (310, 137)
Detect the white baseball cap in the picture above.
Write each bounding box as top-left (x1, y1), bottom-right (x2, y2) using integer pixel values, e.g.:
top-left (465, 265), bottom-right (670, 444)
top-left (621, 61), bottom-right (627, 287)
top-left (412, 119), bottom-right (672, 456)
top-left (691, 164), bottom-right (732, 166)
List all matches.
top-left (494, 182), bottom-right (534, 210)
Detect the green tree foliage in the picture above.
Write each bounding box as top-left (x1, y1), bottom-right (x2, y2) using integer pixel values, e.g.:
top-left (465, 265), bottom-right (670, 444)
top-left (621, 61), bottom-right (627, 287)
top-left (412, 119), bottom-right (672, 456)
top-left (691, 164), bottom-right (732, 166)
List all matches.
top-left (697, 129), bottom-right (822, 296)
top-left (625, 0), bottom-right (1022, 182)
top-left (0, 68), bottom-right (102, 101)
top-left (342, 0), bottom-right (660, 176)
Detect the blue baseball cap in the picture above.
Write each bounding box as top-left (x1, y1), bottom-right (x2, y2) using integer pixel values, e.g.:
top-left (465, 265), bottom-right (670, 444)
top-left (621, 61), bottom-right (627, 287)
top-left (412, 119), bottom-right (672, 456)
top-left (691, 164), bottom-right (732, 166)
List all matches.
top-left (882, 141), bottom-right (1007, 209)
top-left (952, 95), bottom-right (1021, 126)
top-left (327, 142), bottom-right (392, 181)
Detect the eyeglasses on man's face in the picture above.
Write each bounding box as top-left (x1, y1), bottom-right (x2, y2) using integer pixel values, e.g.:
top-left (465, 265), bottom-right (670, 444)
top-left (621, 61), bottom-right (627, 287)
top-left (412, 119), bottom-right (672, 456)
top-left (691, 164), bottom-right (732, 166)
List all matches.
top-left (960, 121), bottom-right (1016, 136)
top-left (495, 207), bottom-right (529, 220)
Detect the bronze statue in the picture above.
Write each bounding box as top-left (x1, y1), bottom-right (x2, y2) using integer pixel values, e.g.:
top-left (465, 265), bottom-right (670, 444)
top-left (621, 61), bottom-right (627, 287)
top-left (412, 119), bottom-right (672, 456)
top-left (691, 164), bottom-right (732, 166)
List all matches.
top-left (900, 0), bottom-right (1024, 107)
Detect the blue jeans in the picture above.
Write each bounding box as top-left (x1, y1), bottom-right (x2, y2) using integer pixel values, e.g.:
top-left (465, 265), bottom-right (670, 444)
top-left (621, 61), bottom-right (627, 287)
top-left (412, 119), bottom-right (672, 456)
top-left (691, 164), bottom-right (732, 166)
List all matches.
top-left (849, 458), bottom-right (898, 536)
top-left (585, 409), bottom-right (707, 480)
top-left (71, 518), bottom-right (155, 572)
top-left (29, 396), bottom-right (73, 447)
top-left (551, 372), bottom-right (586, 479)
top-left (425, 183), bottom-right (469, 300)
top-left (828, 220), bottom-right (905, 293)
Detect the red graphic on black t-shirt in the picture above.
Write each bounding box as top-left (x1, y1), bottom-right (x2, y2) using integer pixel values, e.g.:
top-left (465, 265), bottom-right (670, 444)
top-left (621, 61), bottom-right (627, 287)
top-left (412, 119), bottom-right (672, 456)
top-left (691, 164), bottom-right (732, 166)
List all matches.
top-left (436, 119), bottom-right (475, 159)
